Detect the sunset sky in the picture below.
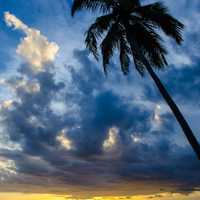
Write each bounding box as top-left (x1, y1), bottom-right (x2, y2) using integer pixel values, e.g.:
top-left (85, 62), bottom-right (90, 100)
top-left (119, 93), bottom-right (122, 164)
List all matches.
top-left (0, 0), bottom-right (200, 199)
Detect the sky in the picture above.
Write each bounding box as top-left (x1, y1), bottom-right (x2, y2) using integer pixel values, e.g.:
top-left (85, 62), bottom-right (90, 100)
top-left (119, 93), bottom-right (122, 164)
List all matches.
top-left (0, 0), bottom-right (200, 199)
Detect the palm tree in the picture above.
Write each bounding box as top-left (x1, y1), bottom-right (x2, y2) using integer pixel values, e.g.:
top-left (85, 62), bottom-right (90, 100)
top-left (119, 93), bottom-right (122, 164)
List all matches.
top-left (71, 0), bottom-right (200, 159)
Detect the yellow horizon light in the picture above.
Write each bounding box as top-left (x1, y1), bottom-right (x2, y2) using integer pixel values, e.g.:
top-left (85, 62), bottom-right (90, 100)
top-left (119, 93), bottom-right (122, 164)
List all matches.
top-left (0, 192), bottom-right (200, 200)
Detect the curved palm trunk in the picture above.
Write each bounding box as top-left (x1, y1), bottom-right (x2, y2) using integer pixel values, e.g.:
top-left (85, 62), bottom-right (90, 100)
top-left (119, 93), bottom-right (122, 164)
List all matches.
top-left (125, 25), bottom-right (200, 160)
top-left (145, 62), bottom-right (200, 160)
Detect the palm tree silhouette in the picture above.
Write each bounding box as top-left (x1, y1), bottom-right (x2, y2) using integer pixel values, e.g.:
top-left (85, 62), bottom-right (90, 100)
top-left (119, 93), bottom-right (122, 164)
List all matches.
top-left (71, 0), bottom-right (200, 159)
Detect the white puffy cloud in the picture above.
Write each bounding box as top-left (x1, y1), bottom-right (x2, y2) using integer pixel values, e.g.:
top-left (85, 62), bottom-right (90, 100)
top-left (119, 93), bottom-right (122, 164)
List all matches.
top-left (153, 104), bottom-right (162, 124)
top-left (0, 157), bottom-right (17, 176)
top-left (14, 79), bottom-right (40, 93)
top-left (56, 129), bottom-right (74, 150)
top-left (103, 127), bottom-right (119, 152)
top-left (4, 12), bottom-right (28, 31)
top-left (4, 12), bottom-right (59, 72)
top-left (50, 100), bottom-right (67, 116)
top-left (0, 100), bottom-right (14, 110)
top-left (131, 134), bottom-right (142, 144)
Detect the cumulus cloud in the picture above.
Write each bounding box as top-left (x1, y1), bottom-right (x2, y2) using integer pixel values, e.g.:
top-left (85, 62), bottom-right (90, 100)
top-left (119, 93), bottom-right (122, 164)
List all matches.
top-left (103, 127), bottom-right (119, 152)
top-left (56, 129), bottom-right (74, 150)
top-left (4, 12), bottom-right (59, 72)
top-left (0, 157), bottom-right (17, 179)
top-left (0, 100), bottom-right (14, 110)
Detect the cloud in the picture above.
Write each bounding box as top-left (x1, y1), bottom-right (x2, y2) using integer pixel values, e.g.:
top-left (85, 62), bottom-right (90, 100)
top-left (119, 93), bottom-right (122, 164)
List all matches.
top-left (0, 157), bottom-right (17, 179)
top-left (56, 129), bottom-right (74, 150)
top-left (4, 12), bottom-right (59, 72)
top-left (0, 46), bottom-right (200, 195)
top-left (1, 0), bottom-right (200, 196)
top-left (4, 12), bottom-right (28, 31)
top-left (103, 127), bottom-right (119, 152)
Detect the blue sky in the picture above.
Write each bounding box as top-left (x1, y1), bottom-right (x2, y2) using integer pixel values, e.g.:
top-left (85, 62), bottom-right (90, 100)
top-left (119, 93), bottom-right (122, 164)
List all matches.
top-left (0, 0), bottom-right (200, 198)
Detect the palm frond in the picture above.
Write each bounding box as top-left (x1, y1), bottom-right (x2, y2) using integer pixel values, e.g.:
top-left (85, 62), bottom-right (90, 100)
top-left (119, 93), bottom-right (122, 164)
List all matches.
top-left (119, 0), bottom-right (141, 12)
top-left (134, 2), bottom-right (184, 44)
top-left (85, 31), bottom-right (99, 60)
top-left (119, 37), bottom-right (131, 75)
top-left (71, 0), bottom-right (113, 16)
top-left (85, 14), bottom-right (114, 60)
top-left (133, 57), bottom-right (146, 76)
top-left (101, 23), bottom-right (122, 74)
top-left (129, 20), bottom-right (168, 70)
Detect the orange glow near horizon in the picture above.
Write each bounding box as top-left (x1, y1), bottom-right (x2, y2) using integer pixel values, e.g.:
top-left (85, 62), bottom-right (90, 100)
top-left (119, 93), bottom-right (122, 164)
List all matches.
top-left (0, 192), bottom-right (200, 200)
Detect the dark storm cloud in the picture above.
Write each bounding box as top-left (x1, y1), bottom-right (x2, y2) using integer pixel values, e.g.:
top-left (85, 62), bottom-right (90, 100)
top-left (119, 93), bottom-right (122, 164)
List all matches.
top-left (5, 65), bottom-right (65, 151)
top-left (163, 65), bottom-right (200, 103)
top-left (67, 50), bottom-right (151, 157)
top-left (142, 62), bottom-right (200, 111)
top-left (1, 48), bottom-right (200, 193)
